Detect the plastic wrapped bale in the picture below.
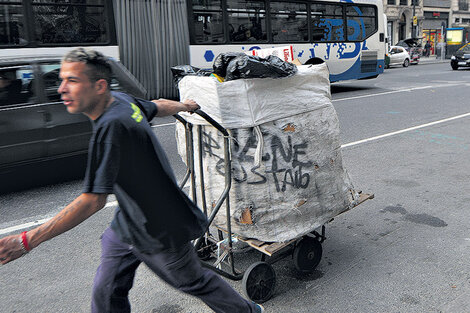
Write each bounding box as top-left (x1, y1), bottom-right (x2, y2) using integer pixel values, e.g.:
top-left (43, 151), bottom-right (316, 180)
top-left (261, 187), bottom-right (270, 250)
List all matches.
top-left (175, 63), bottom-right (360, 242)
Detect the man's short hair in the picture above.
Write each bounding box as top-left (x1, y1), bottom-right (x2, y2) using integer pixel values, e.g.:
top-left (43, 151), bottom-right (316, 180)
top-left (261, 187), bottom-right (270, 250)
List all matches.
top-left (62, 48), bottom-right (112, 86)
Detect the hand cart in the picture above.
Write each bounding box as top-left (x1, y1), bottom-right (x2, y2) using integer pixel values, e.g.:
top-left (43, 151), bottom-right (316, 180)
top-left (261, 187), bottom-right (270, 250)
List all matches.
top-left (174, 110), bottom-right (374, 304)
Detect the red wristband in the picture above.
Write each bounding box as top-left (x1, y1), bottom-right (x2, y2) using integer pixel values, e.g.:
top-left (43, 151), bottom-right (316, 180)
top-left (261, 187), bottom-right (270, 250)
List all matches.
top-left (21, 231), bottom-right (31, 252)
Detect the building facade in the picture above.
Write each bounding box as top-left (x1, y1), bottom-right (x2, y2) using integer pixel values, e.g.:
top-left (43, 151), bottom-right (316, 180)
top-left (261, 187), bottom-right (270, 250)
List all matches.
top-left (384, 0), bottom-right (424, 46)
top-left (384, 0), bottom-right (470, 55)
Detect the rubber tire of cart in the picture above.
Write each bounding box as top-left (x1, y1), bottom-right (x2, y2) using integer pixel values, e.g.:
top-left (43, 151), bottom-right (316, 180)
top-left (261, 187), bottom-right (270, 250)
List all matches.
top-left (293, 236), bottom-right (323, 273)
top-left (242, 261), bottom-right (276, 304)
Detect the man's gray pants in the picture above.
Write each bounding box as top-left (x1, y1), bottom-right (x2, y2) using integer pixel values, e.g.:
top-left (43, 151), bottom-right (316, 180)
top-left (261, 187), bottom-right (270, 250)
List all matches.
top-left (91, 227), bottom-right (257, 313)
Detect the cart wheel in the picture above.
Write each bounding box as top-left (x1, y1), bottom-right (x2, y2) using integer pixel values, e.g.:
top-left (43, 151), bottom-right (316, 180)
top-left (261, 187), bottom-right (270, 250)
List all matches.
top-left (242, 261), bottom-right (276, 303)
top-left (197, 241), bottom-right (215, 261)
top-left (293, 237), bottom-right (322, 273)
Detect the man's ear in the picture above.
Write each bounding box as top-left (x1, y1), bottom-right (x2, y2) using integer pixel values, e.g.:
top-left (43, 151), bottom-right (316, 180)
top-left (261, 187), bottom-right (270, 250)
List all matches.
top-left (95, 79), bottom-right (109, 94)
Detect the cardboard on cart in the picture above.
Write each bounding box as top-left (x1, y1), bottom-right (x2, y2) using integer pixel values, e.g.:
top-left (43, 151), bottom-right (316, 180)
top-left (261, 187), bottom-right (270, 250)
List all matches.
top-left (176, 63), bottom-right (360, 242)
top-left (246, 45), bottom-right (295, 63)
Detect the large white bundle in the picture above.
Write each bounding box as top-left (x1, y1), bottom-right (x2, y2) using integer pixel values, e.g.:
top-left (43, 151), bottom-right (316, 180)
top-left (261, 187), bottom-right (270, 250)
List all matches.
top-left (176, 63), bottom-right (359, 242)
top-left (177, 64), bottom-right (331, 128)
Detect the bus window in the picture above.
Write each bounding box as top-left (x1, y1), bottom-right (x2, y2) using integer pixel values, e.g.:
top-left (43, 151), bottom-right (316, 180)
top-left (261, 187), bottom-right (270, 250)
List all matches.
top-left (311, 3), bottom-right (344, 42)
top-left (193, 13), bottom-right (225, 43)
top-left (192, 1), bottom-right (224, 43)
top-left (346, 5), bottom-right (377, 41)
top-left (32, 0), bottom-right (108, 44)
top-left (0, 3), bottom-right (27, 46)
top-left (270, 2), bottom-right (308, 43)
top-left (192, 0), bottom-right (222, 11)
top-left (226, 0), bottom-right (265, 10)
top-left (227, 0), bottom-right (266, 42)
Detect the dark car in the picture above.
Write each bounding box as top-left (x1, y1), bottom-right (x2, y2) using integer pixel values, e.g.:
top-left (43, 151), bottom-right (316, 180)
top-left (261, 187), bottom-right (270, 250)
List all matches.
top-left (396, 38), bottom-right (422, 64)
top-left (450, 43), bottom-right (470, 70)
top-left (0, 56), bottom-right (146, 179)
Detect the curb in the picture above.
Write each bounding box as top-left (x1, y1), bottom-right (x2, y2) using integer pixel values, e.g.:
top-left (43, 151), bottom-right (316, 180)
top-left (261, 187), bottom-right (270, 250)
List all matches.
top-left (419, 58), bottom-right (448, 65)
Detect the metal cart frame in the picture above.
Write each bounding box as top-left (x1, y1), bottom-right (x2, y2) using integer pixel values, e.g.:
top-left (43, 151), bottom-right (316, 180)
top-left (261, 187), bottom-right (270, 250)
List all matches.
top-left (174, 110), bottom-right (374, 303)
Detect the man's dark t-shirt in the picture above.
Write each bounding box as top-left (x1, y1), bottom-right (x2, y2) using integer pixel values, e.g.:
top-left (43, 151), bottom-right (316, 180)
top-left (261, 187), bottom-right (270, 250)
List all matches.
top-left (83, 92), bottom-right (208, 253)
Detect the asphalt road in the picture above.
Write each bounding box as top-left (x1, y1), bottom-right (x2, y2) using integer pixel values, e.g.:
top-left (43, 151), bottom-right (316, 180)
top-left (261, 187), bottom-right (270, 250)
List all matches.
top-left (1, 62), bottom-right (470, 312)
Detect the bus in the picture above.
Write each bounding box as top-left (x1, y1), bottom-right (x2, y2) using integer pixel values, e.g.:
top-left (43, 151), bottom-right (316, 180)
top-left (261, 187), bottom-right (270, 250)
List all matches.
top-left (187, 0), bottom-right (386, 82)
top-left (0, 0), bottom-right (118, 59)
top-left (1, 0), bottom-right (385, 99)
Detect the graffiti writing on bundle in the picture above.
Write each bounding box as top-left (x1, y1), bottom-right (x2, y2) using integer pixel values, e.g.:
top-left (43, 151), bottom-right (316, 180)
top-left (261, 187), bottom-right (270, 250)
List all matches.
top-left (202, 128), bottom-right (314, 192)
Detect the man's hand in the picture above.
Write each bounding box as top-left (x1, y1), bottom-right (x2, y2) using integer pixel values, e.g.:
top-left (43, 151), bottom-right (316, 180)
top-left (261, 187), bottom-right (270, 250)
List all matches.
top-left (153, 99), bottom-right (200, 117)
top-left (0, 193), bottom-right (107, 266)
top-left (0, 234), bottom-right (26, 265)
top-left (181, 99), bottom-right (200, 113)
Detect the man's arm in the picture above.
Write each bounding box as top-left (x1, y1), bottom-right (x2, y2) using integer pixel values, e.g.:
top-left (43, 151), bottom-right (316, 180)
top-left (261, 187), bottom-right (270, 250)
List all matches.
top-left (0, 193), bottom-right (107, 265)
top-left (152, 99), bottom-right (199, 117)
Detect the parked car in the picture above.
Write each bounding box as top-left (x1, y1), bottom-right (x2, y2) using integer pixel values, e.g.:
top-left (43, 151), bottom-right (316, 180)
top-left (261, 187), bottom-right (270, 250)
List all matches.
top-left (396, 38), bottom-right (422, 64)
top-left (386, 46), bottom-right (411, 68)
top-left (450, 43), bottom-right (470, 70)
top-left (0, 56), bottom-right (146, 176)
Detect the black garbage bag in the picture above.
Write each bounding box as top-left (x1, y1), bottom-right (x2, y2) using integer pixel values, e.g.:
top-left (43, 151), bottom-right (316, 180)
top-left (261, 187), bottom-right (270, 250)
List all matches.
top-left (212, 52), bottom-right (246, 78)
top-left (171, 65), bottom-right (212, 85)
top-left (217, 53), bottom-right (297, 81)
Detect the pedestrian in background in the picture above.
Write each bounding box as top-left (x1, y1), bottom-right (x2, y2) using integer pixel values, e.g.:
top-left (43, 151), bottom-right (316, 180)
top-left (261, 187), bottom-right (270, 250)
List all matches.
top-left (0, 48), bottom-right (263, 313)
top-left (425, 41), bottom-right (431, 57)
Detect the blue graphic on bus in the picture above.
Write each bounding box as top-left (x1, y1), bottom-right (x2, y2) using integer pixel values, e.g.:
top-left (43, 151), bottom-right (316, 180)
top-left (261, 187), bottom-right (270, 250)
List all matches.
top-left (347, 20), bottom-right (361, 41)
top-left (314, 18), bottom-right (344, 42)
top-left (204, 50), bottom-right (215, 62)
top-left (309, 41), bottom-right (364, 60)
top-left (339, 43), bottom-right (361, 58)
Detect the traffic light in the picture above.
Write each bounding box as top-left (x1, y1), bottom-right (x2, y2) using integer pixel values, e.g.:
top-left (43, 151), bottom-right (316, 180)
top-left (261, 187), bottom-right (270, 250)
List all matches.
top-left (413, 16), bottom-right (418, 26)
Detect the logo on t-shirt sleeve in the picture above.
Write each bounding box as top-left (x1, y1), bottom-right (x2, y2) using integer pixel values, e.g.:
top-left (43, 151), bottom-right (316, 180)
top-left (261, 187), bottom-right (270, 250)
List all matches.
top-left (130, 102), bottom-right (143, 123)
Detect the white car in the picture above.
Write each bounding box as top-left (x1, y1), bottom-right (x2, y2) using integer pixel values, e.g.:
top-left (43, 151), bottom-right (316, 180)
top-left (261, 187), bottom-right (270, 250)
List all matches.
top-left (386, 46), bottom-right (411, 68)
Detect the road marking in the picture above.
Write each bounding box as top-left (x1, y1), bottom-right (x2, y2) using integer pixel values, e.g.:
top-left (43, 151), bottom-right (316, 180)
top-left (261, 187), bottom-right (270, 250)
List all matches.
top-left (341, 112), bottom-right (470, 148)
top-left (332, 84), bottom-right (459, 103)
top-left (0, 218), bottom-right (53, 236)
top-left (0, 201), bottom-right (118, 236)
top-left (151, 122), bottom-right (175, 128)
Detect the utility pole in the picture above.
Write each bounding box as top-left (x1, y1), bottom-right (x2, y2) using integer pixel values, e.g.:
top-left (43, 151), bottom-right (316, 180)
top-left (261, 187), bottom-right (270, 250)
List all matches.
top-left (412, 0), bottom-right (417, 39)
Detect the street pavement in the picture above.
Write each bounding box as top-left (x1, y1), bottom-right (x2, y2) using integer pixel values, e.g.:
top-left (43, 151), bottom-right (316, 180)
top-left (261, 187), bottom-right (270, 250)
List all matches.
top-left (1, 62), bottom-right (470, 313)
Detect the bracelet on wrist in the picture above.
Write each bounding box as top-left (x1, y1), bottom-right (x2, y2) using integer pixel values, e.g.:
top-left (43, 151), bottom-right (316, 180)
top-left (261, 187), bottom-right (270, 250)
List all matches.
top-left (20, 231), bottom-right (31, 254)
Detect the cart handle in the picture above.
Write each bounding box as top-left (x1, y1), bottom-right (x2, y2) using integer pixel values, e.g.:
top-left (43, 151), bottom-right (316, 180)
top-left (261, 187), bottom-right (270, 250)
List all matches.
top-left (174, 109), bottom-right (229, 137)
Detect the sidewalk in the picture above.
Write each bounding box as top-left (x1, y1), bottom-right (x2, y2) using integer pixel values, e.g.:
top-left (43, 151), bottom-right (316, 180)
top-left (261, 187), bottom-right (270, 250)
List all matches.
top-left (419, 55), bottom-right (448, 65)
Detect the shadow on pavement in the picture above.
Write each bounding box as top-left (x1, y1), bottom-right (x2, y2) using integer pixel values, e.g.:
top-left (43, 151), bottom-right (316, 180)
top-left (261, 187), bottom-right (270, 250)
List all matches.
top-left (331, 84), bottom-right (377, 95)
